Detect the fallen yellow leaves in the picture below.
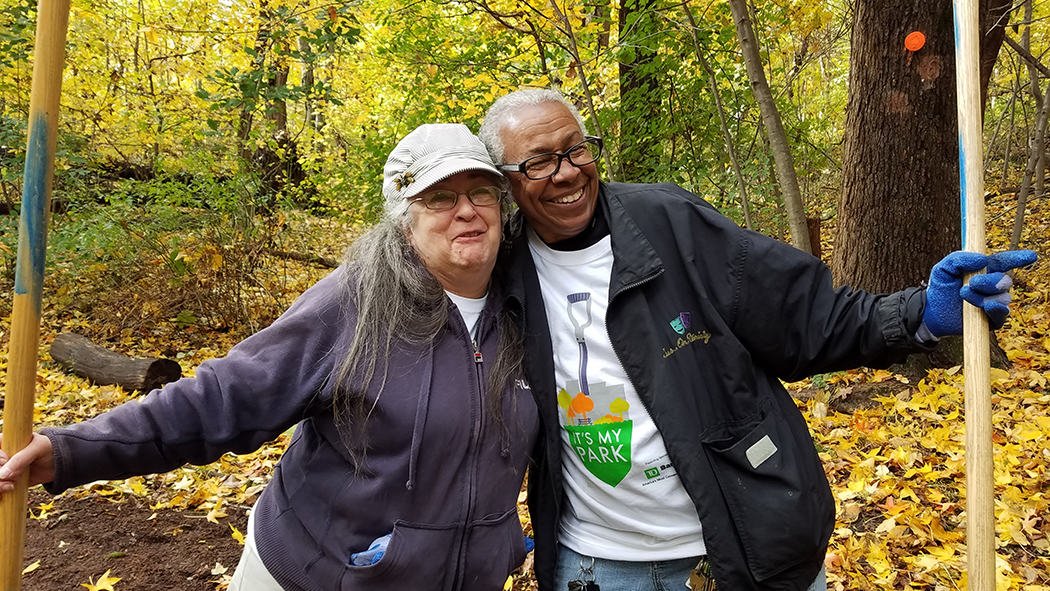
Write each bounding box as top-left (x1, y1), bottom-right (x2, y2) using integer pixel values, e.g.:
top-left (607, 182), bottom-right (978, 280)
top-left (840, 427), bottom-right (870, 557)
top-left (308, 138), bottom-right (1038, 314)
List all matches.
top-left (206, 498), bottom-right (228, 524)
top-left (81, 570), bottom-right (121, 591)
top-left (229, 523), bottom-right (246, 545)
top-left (796, 356), bottom-right (1050, 590)
top-left (30, 500), bottom-right (55, 520)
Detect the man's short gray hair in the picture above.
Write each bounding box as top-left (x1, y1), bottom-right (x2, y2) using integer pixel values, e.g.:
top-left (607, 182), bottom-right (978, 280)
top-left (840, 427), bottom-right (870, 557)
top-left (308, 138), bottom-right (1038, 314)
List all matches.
top-left (478, 88), bottom-right (589, 165)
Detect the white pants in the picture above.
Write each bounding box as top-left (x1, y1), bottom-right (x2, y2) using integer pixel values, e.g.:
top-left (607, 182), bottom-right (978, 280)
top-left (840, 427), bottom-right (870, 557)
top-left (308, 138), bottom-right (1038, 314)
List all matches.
top-left (229, 507), bottom-right (285, 591)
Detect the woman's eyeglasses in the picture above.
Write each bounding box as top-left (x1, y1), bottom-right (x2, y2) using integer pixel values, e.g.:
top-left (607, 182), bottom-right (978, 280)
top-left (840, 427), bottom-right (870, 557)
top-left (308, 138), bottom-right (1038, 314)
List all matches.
top-left (410, 185), bottom-right (504, 211)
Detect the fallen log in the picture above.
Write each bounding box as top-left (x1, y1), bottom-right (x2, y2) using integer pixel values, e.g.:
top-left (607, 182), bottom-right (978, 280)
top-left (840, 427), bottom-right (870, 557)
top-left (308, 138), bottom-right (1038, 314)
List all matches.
top-left (49, 333), bottom-right (182, 393)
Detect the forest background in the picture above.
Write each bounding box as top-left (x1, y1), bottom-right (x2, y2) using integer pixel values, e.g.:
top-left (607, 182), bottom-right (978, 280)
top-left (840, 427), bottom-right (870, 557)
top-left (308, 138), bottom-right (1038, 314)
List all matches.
top-left (0, 0), bottom-right (1049, 589)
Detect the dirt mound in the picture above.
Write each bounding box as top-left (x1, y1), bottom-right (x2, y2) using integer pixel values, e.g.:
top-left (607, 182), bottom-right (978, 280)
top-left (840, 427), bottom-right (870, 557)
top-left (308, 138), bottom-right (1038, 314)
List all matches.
top-left (21, 489), bottom-right (248, 590)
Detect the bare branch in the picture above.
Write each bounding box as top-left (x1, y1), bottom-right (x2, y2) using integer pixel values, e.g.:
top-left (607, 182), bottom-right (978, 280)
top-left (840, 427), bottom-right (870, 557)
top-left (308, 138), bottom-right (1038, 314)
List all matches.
top-left (1004, 34), bottom-right (1050, 79)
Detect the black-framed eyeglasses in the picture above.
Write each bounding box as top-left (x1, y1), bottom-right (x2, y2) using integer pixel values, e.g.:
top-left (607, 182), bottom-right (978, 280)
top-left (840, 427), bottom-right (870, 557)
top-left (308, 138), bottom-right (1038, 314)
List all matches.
top-left (410, 185), bottom-right (505, 211)
top-left (498, 136), bottom-right (603, 180)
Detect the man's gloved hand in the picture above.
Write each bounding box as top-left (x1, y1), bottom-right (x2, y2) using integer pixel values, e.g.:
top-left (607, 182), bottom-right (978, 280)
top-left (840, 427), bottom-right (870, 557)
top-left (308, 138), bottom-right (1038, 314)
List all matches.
top-left (922, 250), bottom-right (1038, 338)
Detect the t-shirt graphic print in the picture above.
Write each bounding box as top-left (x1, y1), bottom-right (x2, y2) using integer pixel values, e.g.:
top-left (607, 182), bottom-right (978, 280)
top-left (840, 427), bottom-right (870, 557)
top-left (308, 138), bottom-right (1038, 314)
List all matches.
top-left (559, 290), bottom-right (632, 487)
top-left (528, 229), bottom-right (705, 560)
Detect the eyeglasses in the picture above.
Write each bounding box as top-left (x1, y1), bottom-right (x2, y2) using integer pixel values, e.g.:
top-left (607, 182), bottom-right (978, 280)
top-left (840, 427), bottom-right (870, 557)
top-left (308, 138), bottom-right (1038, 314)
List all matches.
top-left (499, 136), bottom-right (603, 180)
top-left (410, 185), bottom-right (504, 211)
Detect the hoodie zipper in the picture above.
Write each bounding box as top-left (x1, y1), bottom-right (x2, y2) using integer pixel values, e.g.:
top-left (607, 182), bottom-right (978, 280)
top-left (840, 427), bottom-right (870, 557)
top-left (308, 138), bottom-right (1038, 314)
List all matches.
top-left (453, 314), bottom-right (486, 589)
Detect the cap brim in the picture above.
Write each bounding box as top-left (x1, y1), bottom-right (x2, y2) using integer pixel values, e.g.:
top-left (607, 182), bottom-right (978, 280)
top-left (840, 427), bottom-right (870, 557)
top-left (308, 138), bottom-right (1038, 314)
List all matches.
top-left (402, 158), bottom-right (502, 199)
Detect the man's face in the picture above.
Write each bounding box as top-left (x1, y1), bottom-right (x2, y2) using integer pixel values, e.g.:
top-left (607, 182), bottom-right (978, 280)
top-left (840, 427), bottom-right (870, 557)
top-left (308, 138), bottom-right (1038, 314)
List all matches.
top-left (498, 102), bottom-right (600, 243)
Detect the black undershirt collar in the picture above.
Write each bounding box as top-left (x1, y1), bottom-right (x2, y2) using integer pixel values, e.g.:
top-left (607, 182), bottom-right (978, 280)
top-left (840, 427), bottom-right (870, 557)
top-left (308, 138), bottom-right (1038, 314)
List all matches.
top-left (543, 195), bottom-right (610, 251)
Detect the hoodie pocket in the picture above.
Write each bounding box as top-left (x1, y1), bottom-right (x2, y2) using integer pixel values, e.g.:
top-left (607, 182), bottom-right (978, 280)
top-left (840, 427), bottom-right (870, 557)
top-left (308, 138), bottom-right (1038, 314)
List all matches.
top-left (702, 409), bottom-right (828, 582)
top-left (341, 520), bottom-right (458, 591)
top-left (459, 507), bottom-right (528, 589)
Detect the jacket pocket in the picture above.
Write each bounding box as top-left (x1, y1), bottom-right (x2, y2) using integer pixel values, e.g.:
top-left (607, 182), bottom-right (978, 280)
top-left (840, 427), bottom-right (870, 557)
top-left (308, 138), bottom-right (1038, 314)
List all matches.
top-left (459, 507), bottom-right (528, 589)
top-left (702, 409), bottom-right (828, 582)
top-left (340, 520), bottom-right (458, 590)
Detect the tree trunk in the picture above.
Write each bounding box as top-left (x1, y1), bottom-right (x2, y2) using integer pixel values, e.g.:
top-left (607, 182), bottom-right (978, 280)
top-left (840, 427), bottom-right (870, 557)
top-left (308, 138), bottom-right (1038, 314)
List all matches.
top-left (682, 1), bottom-right (753, 230)
top-left (980, 0), bottom-right (1013, 112)
top-left (618, 0), bottom-right (661, 181)
top-left (50, 333), bottom-right (182, 393)
top-left (1020, 0), bottom-right (1045, 207)
top-left (1021, 0), bottom-right (1046, 210)
top-left (833, 0), bottom-right (1009, 370)
top-left (833, 0), bottom-right (960, 293)
top-left (1011, 83), bottom-right (1049, 249)
top-left (237, 4), bottom-right (271, 165)
top-left (590, 0), bottom-right (612, 52)
top-left (299, 37), bottom-right (317, 131)
top-left (834, 0), bottom-right (1009, 292)
top-left (727, 0), bottom-right (811, 253)
top-left (1000, 70), bottom-right (1019, 193)
top-left (549, 0), bottom-right (616, 181)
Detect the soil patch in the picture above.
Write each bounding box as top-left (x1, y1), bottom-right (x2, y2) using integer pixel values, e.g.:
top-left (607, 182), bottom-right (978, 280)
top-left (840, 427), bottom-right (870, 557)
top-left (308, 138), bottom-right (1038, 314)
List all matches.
top-left (20, 489), bottom-right (248, 590)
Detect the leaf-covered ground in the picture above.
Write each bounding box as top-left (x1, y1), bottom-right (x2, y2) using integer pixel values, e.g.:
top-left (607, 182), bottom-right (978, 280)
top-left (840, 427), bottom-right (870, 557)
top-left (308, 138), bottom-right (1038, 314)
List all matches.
top-left (2, 195), bottom-right (1049, 590)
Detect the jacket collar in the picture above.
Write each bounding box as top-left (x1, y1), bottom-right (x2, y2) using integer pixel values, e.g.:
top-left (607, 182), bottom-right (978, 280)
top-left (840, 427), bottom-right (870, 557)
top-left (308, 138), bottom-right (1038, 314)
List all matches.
top-left (504, 216), bottom-right (532, 312)
top-left (601, 182), bottom-right (664, 297)
top-left (505, 181), bottom-right (665, 304)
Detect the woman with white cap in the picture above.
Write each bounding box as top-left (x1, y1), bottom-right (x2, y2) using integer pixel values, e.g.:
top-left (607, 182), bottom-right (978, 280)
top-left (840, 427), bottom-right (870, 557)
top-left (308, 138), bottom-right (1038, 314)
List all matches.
top-left (0, 124), bottom-right (538, 590)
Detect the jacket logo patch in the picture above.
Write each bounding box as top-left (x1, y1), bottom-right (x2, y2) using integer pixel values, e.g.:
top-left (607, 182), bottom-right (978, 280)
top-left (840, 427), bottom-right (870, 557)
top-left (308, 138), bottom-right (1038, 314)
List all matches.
top-left (669, 312), bottom-right (691, 334)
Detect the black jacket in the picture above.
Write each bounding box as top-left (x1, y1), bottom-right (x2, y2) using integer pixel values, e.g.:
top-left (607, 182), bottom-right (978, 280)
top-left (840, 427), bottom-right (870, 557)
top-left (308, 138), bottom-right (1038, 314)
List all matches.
top-left (505, 182), bottom-right (933, 591)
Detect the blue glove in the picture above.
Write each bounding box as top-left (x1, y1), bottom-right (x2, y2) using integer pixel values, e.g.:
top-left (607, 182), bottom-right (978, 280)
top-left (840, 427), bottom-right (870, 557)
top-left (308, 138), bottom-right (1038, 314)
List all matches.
top-left (350, 533), bottom-right (391, 566)
top-left (922, 250), bottom-right (1037, 338)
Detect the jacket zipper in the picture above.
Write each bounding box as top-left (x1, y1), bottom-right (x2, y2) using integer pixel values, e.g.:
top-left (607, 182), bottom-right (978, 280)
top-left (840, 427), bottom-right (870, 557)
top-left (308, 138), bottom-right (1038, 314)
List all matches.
top-left (610, 269), bottom-right (722, 581)
top-left (453, 318), bottom-right (486, 589)
top-left (509, 296), bottom-right (562, 524)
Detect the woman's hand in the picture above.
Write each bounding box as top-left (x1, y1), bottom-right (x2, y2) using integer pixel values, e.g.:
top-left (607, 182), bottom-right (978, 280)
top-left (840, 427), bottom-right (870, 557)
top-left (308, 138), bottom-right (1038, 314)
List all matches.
top-left (0, 433), bottom-right (56, 497)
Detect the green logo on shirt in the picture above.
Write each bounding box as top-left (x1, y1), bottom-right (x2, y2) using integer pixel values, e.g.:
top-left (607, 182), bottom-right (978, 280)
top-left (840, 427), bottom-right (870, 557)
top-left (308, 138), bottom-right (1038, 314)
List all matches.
top-left (565, 422), bottom-right (633, 487)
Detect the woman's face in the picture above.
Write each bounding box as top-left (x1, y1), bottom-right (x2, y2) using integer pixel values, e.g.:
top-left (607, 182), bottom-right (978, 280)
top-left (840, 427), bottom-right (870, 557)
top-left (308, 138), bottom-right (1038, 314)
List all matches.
top-left (406, 171), bottom-right (503, 298)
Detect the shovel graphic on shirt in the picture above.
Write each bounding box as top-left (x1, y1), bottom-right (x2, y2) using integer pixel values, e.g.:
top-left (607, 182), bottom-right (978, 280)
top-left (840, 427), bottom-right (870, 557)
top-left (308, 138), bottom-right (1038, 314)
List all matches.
top-left (559, 290), bottom-right (635, 489)
top-left (567, 293), bottom-right (593, 401)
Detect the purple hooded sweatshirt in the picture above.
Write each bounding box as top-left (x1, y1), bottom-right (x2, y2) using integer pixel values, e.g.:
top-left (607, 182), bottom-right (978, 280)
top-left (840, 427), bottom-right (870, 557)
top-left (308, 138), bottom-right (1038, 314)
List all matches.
top-left (42, 267), bottom-right (538, 590)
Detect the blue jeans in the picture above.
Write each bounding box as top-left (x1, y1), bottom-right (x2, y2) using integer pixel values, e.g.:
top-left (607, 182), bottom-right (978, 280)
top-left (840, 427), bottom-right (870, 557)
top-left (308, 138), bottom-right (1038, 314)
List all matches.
top-left (555, 544), bottom-right (827, 591)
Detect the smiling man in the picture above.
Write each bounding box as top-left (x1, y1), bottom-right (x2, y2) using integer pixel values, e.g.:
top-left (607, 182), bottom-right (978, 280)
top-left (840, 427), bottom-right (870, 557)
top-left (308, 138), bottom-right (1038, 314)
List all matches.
top-left (477, 88), bottom-right (1035, 591)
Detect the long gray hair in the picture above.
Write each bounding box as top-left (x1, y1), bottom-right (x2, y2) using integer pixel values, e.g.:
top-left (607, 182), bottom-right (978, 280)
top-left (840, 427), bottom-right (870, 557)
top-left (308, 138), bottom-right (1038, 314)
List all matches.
top-left (329, 196), bottom-right (523, 466)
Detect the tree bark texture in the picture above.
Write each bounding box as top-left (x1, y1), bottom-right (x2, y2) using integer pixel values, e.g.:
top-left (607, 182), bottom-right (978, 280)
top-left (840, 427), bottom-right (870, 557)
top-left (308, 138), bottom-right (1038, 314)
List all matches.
top-left (832, 0), bottom-right (1003, 292)
top-left (618, 0), bottom-right (661, 181)
top-left (833, 0), bottom-right (1009, 292)
top-left (727, 0), bottom-right (811, 253)
top-left (50, 333), bottom-right (182, 393)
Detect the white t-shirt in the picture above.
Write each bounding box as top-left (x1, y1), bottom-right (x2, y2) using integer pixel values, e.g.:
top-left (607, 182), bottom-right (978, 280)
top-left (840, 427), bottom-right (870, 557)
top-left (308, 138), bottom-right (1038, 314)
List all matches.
top-left (527, 229), bottom-right (706, 561)
top-left (447, 291), bottom-right (487, 338)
